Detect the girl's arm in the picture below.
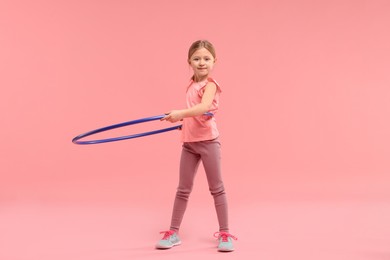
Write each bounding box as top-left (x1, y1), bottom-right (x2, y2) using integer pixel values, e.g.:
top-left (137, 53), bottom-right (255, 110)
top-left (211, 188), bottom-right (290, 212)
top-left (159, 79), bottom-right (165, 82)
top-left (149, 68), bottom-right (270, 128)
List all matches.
top-left (162, 82), bottom-right (217, 123)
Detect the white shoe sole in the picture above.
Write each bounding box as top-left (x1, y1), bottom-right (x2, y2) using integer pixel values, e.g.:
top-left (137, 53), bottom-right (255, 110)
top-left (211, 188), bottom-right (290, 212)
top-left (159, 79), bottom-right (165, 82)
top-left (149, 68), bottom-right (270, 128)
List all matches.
top-left (155, 241), bottom-right (182, 249)
top-left (218, 247), bottom-right (234, 252)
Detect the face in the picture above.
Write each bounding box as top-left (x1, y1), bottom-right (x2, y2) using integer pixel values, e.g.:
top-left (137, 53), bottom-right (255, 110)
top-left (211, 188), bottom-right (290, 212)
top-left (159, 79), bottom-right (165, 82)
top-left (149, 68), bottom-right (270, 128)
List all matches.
top-left (188, 47), bottom-right (216, 81)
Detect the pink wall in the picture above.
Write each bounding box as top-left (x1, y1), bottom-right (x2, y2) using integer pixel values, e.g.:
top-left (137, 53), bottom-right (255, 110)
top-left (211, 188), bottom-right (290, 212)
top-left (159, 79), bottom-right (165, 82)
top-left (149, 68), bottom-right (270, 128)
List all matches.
top-left (1, 0), bottom-right (389, 206)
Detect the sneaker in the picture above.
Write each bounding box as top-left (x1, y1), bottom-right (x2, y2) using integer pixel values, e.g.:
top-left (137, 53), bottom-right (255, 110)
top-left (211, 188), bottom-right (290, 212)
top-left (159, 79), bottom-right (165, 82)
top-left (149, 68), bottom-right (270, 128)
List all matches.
top-left (214, 232), bottom-right (237, 252)
top-left (156, 230), bottom-right (181, 249)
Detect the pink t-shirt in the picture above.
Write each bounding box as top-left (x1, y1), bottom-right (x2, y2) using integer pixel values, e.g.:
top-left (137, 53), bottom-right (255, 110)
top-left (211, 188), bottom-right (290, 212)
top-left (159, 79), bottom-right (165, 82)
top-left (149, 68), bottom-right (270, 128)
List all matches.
top-left (181, 78), bottom-right (222, 142)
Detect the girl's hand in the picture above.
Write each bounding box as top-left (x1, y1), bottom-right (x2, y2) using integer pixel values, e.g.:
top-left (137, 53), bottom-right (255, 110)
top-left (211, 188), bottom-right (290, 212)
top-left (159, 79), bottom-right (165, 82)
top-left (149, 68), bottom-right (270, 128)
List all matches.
top-left (161, 110), bottom-right (184, 123)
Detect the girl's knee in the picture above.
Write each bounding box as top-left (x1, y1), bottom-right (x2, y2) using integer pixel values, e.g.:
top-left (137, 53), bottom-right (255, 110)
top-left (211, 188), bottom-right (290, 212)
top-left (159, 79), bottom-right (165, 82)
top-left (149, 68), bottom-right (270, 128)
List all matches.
top-left (209, 185), bottom-right (225, 197)
top-left (176, 187), bottom-right (192, 200)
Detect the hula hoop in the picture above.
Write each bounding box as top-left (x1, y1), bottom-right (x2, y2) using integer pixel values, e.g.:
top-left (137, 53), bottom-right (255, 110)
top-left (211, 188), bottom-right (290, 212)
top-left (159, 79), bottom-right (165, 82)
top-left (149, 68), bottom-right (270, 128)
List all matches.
top-left (72, 113), bottom-right (213, 145)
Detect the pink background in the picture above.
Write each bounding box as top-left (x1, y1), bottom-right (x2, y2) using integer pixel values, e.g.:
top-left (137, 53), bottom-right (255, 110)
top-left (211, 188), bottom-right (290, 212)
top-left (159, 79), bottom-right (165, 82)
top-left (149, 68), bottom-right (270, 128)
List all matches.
top-left (1, 0), bottom-right (389, 259)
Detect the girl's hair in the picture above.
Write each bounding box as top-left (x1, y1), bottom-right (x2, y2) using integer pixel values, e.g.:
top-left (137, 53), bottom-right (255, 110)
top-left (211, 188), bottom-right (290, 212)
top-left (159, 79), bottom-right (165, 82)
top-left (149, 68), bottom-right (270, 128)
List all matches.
top-left (187, 40), bottom-right (216, 63)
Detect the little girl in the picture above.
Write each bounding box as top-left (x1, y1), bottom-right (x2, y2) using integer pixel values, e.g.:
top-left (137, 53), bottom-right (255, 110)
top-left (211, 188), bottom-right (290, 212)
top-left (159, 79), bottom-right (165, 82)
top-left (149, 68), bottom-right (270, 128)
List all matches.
top-left (157, 40), bottom-right (237, 252)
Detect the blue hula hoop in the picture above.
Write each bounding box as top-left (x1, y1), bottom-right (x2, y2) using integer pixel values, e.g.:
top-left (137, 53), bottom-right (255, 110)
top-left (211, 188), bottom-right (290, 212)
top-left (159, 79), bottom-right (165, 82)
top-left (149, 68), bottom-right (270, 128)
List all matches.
top-left (72, 113), bottom-right (213, 145)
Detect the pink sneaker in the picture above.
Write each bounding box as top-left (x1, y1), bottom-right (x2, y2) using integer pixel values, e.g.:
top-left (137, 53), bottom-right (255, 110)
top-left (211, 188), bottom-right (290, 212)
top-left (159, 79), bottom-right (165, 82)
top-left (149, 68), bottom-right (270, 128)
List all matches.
top-left (156, 230), bottom-right (181, 249)
top-left (214, 232), bottom-right (237, 252)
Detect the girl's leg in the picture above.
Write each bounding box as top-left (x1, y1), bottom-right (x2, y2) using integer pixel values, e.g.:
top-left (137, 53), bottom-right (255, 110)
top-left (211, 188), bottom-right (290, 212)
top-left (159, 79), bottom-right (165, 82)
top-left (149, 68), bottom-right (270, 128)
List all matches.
top-left (169, 143), bottom-right (200, 231)
top-left (200, 138), bottom-right (229, 232)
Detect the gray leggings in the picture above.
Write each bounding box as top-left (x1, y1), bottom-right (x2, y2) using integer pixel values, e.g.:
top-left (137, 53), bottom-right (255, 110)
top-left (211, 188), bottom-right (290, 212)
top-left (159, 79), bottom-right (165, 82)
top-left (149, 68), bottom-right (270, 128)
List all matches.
top-left (169, 137), bottom-right (229, 232)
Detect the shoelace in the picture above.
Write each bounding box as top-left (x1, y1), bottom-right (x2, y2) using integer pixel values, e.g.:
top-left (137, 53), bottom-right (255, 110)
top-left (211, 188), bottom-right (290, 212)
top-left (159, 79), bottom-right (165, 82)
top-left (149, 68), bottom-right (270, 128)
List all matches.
top-left (160, 230), bottom-right (176, 240)
top-left (213, 232), bottom-right (238, 242)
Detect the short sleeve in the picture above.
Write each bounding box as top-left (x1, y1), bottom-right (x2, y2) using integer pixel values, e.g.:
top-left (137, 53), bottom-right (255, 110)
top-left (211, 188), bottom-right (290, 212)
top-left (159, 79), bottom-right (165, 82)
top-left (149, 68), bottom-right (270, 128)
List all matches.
top-left (198, 78), bottom-right (222, 97)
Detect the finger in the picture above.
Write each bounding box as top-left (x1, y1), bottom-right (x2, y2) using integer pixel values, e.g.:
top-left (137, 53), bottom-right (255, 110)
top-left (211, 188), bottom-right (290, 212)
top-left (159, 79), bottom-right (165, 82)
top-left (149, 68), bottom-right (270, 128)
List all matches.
top-left (162, 115), bottom-right (171, 121)
top-left (161, 112), bottom-right (170, 121)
